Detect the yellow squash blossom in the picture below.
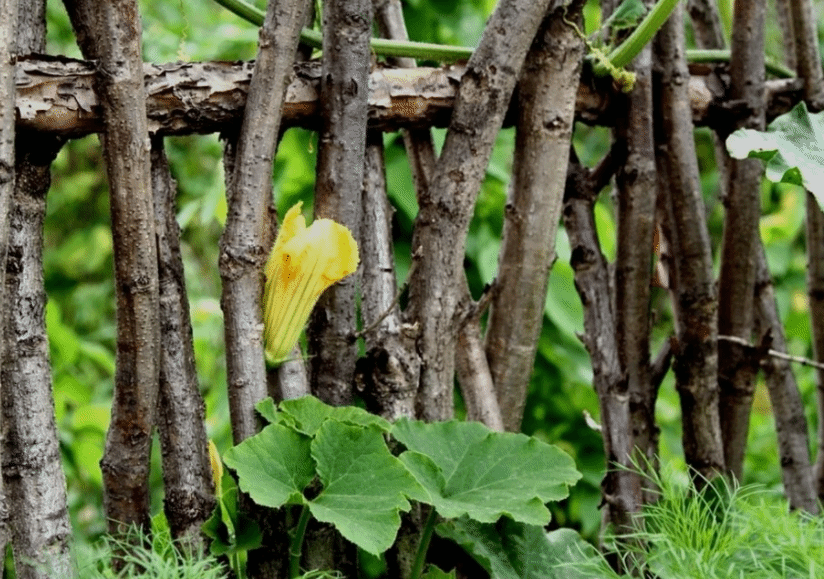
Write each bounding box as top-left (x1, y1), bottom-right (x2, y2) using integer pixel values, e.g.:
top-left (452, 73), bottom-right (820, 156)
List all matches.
top-left (263, 202), bottom-right (359, 366)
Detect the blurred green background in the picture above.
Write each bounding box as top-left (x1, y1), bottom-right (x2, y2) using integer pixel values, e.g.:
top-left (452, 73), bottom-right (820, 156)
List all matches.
top-left (40, 0), bottom-right (821, 553)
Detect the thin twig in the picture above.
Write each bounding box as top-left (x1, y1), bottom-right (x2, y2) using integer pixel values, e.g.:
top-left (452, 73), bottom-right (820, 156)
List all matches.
top-left (718, 334), bottom-right (824, 371)
top-left (355, 254), bottom-right (419, 340)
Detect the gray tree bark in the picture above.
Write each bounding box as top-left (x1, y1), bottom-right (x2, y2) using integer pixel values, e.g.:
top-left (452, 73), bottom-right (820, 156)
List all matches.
top-left (653, 1), bottom-right (725, 482)
top-left (63, 0), bottom-right (162, 540)
top-left (217, 0), bottom-right (311, 576)
top-left (753, 244), bottom-right (817, 512)
top-left (784, 0), bottom-right (824, 501)
top-left (565, 148), bottom-right (642, 540)
top-left (484, 1), bottom-right (584, 432)
top-left (717, 0), bottom-right (767, 481)
top-left (407, 0), bottom-right (558, 421)
top-left (0, 0), bottom-right (16, 558)
top-left (303, 1), bottom-right (374, 572)
top-left (151, 140), bottom-right (216, 546)
top-left (2, 135), bottom-right (74, 579)
top-left (357, 130), bottom-right (419, 421)
top-left (306, 0), bottom-right (373, 408)
top-left (612, 0), bottom-right (658, 472)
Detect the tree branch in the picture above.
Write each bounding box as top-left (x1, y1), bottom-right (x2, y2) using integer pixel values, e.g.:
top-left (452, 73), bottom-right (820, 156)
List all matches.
top-left (151, 139), bottom-right (216, 546)
top-left (14, 57), bottom-right (804, 138)
top-left (407, 0), bottom-right (559, 421)
top-left (717, 0), bottom-right (767, 481)
top-left (653, 0), bottom-right (725, 482)
top-left (484, 1), bottom-right (585, 432)
top-left (306, 0), bottom-right (372, 410)
top-left (63, 0), bottom-right (161, 540)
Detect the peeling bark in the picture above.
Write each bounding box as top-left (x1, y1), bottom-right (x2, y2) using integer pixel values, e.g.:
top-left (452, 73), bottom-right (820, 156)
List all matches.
top-left (653, 1), bottom-right (725, 482)
top-left (151, 139), bottom-right (216, 546)
top-left (407, 0), bottom-right (559, 421)
top-left (717, 0), bottom-right (767, 481)
top-left (12, 57), bottom-right (804, 138)
top-left (484, 2), bottom-right (584, 432)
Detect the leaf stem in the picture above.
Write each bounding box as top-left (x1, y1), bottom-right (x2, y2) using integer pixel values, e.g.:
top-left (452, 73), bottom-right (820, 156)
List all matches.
top-left (409, 507), bottom-right (438, 579)
top-left (593, 0), bottom-right (679, 76)
top-left (212, 0), bottom-right (474, 61)
top-left (212, 0), bottom-right (796, 80)
top-left (686, 49), bottom-right (795, 79)
top-left (289, 505), bottom-right (312, 579)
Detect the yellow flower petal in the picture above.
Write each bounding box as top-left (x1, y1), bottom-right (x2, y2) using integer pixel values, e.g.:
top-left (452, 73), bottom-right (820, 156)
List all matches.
top-left (263, 203), bottom-right (359, 365)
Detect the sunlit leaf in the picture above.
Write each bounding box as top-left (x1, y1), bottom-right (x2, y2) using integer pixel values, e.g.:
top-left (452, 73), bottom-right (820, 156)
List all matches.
top-left (393, 419), bottom-right (581, 525)
top-left (726, 102), bottom-right (824, 209)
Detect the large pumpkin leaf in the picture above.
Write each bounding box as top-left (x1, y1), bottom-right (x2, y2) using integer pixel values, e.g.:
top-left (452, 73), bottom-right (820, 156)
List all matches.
top-left (437, 518), bottom-right (598, 579)
top-left (726, 101), bottom-right (824, 208)
top-left (256, 394), bottom-right (391, 435)
top-left (307, 421), bottom-right (427, 555)
top-left (392, 419), bottom-right (581, 525)
top-left (222, 422), bottom-right (314, 508)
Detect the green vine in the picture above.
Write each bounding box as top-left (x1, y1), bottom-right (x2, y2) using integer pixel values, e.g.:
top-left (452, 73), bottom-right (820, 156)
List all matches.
top-left (210, 0), bottom-right (795, 90)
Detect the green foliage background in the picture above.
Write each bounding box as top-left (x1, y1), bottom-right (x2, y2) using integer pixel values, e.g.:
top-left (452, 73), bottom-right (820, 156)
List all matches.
top-left (39, 0), bottom-right (823, 553)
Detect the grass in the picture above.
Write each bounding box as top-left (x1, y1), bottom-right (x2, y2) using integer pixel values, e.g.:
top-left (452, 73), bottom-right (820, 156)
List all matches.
top-left (570, 464), bottom-right (824, 579)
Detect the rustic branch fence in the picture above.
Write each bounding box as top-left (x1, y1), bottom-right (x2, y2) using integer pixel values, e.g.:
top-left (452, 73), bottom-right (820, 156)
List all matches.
top-left (1, 0), bottom-right (823, 577)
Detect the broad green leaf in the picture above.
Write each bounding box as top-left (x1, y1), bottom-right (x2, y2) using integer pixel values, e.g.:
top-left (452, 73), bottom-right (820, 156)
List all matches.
top-left (726, 102), bottom-right (824, 208)
top-left (393, 420), bottom-right (581, 525)
top-left (255, 397), bottom-right (280, 424)
top-left (223, 422), bottom-right (314, 508)
top-left (307, 421), bottom-right (426, 555)
top-left (437, 518), bottom-right (599, 579)
top-left (269, 395), bottom-right (392, 435)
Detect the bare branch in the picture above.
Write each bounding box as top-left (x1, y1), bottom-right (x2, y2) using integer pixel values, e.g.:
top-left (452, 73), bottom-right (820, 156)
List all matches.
top-left (653, 0), bottom-right (725, 481)
top-left (355, 131), bottom-right (418, 422)
top-left (219, 0), bottom-right (310, 444)
top-left (14, 57), bottom-right (804, 138)
top-left (151, 139), bottom-right (216, 546)
top-left (564, 155), bottom-right (641, 537)
top-left (0, 0), bottom-right (14, 553)
top-left (784, 0), bottom-right (824, 501)
top-left (407, 0), bottom-right (560, 421)
top-left (306, 0), bottom-right (372, 410)
top-left (484, 1), bottom-right (585, 432)
top-left (751, 246), bottom-right (818, 512)
top-left (63, 0), bottom-right (161, 538)
top-left (717, 0), bottom-right (767, 481)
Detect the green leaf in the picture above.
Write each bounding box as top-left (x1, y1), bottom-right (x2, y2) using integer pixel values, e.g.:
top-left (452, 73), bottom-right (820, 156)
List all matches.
top-left (421, 565), bottom-right (456, 579)
top-left (437, 518), bottom-right (598, 579)
top-left (255, 397), bottom-right (279, 424)
top-left (203, 486), bottom-right (262, 556)
top-left (392, 420), bottom-right (581, 525)
top-left (726, 102), bottom-right (824, 208)
top-left (272, 395), bottom-right (392, 435)
top-left (223, 422), bottom-right (314, 508)
top-left (602, 0), bottom-right (647, 33)
top-left (307, 421), bottom-right (426, 555)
